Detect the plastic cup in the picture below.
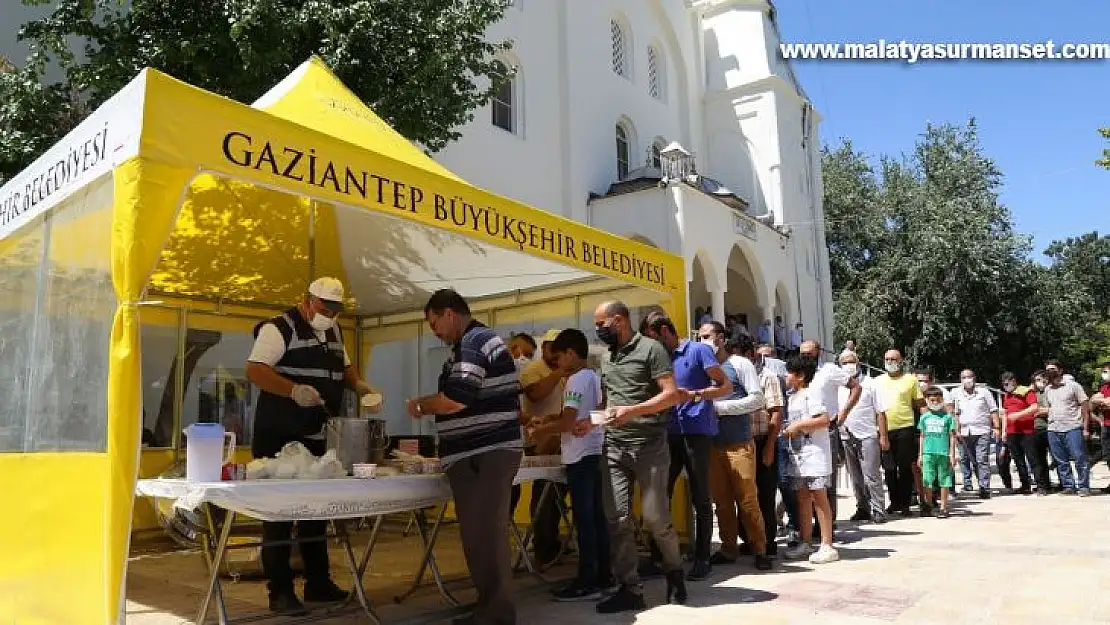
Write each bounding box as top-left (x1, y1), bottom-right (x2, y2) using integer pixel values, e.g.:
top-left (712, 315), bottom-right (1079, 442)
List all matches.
top-left (590, 410), bottom-right (610, 426)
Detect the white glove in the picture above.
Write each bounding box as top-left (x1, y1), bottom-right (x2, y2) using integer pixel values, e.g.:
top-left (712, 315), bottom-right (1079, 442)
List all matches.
top-left (291, 384), bottom-right (323, 408)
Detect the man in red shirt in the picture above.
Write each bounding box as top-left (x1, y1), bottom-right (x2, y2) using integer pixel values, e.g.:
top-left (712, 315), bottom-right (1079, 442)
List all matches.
top-left (997, 371), bottom-right (1039, 495)
top-left (1092, 362), bottom-right (1110, 493)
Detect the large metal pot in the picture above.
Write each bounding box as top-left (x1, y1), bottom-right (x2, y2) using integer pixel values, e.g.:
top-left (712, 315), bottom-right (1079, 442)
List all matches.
top-left (325, 417), bottom-right (390, 472)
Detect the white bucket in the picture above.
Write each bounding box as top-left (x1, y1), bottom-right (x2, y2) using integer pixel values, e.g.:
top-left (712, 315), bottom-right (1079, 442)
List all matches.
top-left (184, 423), bottom-right (236, 483)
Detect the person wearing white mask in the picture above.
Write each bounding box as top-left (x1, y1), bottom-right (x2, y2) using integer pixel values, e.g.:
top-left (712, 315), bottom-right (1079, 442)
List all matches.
top-left (950, 369), bottom-right (999, 499)
top-left (837, 350), bottom-right (888, 523)
top-left (245, 277), bottom-right (379, 614)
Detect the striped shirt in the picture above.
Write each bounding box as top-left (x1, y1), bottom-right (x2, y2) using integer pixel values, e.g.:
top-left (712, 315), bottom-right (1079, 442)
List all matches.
top-left (753, 367), bottom-right (786, 436)
top-left (436, 321), bottom-right (523, 467)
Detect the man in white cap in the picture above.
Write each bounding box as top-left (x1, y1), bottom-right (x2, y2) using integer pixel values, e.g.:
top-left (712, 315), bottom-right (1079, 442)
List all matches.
top-left (245, 277), bottom-right (380, 615)
top-left (517, 328), bottom-right (571, 566)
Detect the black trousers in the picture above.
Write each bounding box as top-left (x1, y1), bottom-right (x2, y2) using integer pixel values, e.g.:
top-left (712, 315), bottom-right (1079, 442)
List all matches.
top-left (883, 426), bottom-right (918, 510)
top-left (998, 432), bottom-right (1035, 491)
top-left (1031, 429), bottom-right (1053, 491)
top-left (255, 437), bottom-right (331, 595)
top-left (667, 434), bottom-right (713, 561)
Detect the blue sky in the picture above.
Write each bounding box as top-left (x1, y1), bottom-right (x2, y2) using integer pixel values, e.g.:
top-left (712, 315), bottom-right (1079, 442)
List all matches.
top-left (774, 1), bottom-right (1110, 261)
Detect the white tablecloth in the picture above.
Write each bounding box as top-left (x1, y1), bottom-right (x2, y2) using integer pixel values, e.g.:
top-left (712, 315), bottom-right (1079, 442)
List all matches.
top-left (138, 465), bottom-right (565, 523)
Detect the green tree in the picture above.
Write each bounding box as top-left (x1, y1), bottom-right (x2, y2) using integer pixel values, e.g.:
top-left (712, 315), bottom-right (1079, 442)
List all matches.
top-left (1098, 127), bottom-right (1110, 169)
top-left (2, 0), bottom-right (512, 182)
top-left (1045, 232), bottom-right (1110, 384)
top-left (824, 121), bottom-right (1077, 380)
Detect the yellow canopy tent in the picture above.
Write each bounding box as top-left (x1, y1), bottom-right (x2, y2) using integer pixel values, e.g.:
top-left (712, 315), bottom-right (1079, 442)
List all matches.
top-left (0, 57), bottom-right (687, 624)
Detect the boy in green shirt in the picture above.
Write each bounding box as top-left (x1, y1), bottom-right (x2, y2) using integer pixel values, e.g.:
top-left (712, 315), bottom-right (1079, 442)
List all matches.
top-left (917, 387), bottom-right (958, 518)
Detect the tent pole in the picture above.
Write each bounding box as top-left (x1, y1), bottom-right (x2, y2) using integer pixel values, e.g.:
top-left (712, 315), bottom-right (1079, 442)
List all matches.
top-left (21, 214), bottom-right (53, 451)
top-left (308, 200), bottom-right (317, 283)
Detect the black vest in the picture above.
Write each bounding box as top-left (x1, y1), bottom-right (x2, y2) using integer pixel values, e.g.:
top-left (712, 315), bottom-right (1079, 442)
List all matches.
top-left (251, 307), bottom-right (346, 456)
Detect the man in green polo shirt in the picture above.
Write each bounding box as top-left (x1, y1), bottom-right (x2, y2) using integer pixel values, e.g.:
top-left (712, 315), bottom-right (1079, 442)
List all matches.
top-left (592, 301), bottom-right (685, 613)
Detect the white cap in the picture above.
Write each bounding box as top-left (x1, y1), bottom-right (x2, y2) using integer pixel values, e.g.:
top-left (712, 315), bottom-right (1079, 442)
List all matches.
top-left (308, 277), bottom-right (345, 312)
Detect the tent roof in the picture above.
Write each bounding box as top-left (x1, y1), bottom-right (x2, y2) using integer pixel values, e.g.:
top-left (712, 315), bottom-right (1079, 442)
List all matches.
top-left (0, 57), bottom-right (687, 320)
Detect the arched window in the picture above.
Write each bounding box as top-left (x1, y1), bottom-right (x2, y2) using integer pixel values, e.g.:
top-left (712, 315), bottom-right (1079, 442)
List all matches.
top-left (610, 18), bottom-right (630, 78)
top-left (650, 138), bottom-right (666, 169)
top-left (616, 124), bottom-right (630, 180)
top-left (490, 60), bottom-right (516, 133)
top-left (647, 44), bottom-right (665, 100)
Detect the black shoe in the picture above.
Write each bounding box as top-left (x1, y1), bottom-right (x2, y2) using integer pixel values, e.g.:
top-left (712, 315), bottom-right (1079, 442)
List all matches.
top-left (936, 508), bottom-right (950, 519)
top-left (885, 503), bottom-right (898, 514)
top-left (595, 585), bottom-right (646, 613)
top-left (598, 575), bottom-right (618, 592)
top-left (849, 510), bottom-right (871, 522)
top-left (1018, 487), bottom-right (1032, 495)
top-left (961, 485), bottom-right (975, 493)
top-left (708, 551), bottom-right (736, 566)
top-left (637, 559), bottom-right (665, 579)
top-left (898, 507), bottom-right (913, 517)
top-left (303, 580), bottom-right (349, 604)
top-left (919, 504), bottom-right (933, 518)
top-left (268, 592), bottom-right (308, 616)
top-left (665, 570), bottom-right (688, 605)
top-left (687, 559), bottom-right (711, 581)
top-left (552, 582), bottom-right (602, 602)
top-left (1101, 485), bottom-right (1110, 494)
top-left (754, 554), bottom-right (772, 571)
top-left (979, 489), bottom-right (991, 499)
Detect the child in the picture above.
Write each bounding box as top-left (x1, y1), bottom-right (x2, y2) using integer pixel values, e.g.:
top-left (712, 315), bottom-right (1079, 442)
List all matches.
top-left (917, 386), bottom-right (958, 518)
top-left (528, 328), bottom-right (611, 600)
top-left (781, 356), bottom-right (838, 564)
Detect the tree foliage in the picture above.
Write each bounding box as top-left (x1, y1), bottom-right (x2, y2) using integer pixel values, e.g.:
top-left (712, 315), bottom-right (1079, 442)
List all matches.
top-left (1098, 127), bottom-right (1110, 170)
top-left (823, 120), bottom-right (1096, 382)
top-left (1, 0), bottom-right (512, 182)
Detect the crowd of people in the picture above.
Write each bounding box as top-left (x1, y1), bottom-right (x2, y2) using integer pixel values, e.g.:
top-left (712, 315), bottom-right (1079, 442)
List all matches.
top-left (408, 289), bottom-right (1108, 624)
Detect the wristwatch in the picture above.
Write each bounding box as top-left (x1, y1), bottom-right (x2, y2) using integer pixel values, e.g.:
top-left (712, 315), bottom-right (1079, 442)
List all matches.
top-left (693, 391), bottom-right (704, 403)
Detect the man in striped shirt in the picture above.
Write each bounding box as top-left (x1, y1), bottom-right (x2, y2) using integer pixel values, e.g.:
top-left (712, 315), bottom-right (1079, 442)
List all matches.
top-left (407, 289), bottom-right (523, 625)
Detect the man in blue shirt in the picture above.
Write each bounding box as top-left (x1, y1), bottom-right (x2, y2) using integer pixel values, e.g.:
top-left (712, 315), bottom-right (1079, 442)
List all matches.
top-left (642, 313), bottom-right (731, 580)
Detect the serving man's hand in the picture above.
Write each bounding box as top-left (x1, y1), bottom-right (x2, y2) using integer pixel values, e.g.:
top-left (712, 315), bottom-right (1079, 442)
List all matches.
top-left (291, 384), bottom-right (322, 408)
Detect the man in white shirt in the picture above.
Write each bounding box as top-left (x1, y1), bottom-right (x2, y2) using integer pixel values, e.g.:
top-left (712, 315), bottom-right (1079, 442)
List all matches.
top-left (950, 369), bottom-right (999, 498)
top-left (837, 350), bottom-right (887, 523)
top-left (799, 340), bottom-right (862, 529)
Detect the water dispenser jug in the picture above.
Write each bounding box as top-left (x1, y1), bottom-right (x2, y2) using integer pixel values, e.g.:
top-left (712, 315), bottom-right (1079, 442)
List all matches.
top-left (184, 423), bottom-right (236, 483)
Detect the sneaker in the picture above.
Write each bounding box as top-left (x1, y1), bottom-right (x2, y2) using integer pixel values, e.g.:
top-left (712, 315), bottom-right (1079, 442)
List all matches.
top-left (1078, 489), bottom-right (1091, 497)
top-left (1061, 489), bottom-right (1078, 496)
top-left (784, 542), bottom-right (814, 560)
top-left (708, 551), bottom-right (736, 566)
top-left (979, 489), bottom-right (991, 499)
top-left (754, 554), bottom-right (773, 571)
top-left (552, 582), bottom-right (602, 602)
top-left (268, 592), bottom-right (308, 616)
top-left (808, 545), bottom-right (839, 564)
top-left (303, 580), bottom-right (348, 604)
top-left (595, 585), bottom-right (646, 614)
top-left (1101, 485), bottom-right (1110, 494)
top-left (962, 485), bottom-right (975, 493)
top-left (870, 513), bottom-right (888, 525)
top-left (898, 506), bottom-right (913, 517)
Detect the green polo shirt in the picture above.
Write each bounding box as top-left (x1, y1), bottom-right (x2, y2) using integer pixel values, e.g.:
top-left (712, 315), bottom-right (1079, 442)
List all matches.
top-left (601, 332), bottom-right (674, 443)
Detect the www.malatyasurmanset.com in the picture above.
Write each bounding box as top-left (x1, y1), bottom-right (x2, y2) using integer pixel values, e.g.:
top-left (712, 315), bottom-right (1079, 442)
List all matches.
top-left (780, 40), bottom-right (1110, 63)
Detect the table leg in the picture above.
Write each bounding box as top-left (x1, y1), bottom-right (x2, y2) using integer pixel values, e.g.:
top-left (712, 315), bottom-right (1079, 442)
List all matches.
top-left (394, 501), bottom-right (458, 606)
top-left (554, 491), bottom-right (577, 561)
top-left (334, 521), bottom-right (381, 625)
top-left (511, 481), bottom-right (553, 580)
top-left (337, 515), bottom-right (385, 612)
top-left (195, 508), bottom-right (235, 625)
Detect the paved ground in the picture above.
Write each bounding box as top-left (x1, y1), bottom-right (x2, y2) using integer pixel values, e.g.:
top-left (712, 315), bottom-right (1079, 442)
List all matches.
top-left (127, 464), bottom-right (1110, 624)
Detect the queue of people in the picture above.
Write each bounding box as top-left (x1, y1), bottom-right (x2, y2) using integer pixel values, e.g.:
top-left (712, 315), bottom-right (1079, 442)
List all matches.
top-left (245, 279), bottom-right (1106, 624)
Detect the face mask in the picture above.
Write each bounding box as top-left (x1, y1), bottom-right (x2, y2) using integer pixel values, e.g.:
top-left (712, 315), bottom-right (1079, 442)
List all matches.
top-left (310, 313), bottom-right (335, 332)
top-left (596, 322), bottom-right (619, 347)
top-left (1003, 383), bottom-right (1015, 393)
top-left (917, 381), bottom-right (929, 391)
top-left (515, 356), bottom-right (532, 369)
top-left (884, 361), bottom-right (901, 373)
top-left (926, 401), bottom-right (944, 412)
top-left (1102, 371), bottom-right (1110, 382)
top-left (700, 338), bottom-right (717, 350)
top-left (841, 363), bottom-right (858, 377)
top-left (1034, 381), bottom-right (1046, 391)
top-left (962, 378), bottom-right (975, 389)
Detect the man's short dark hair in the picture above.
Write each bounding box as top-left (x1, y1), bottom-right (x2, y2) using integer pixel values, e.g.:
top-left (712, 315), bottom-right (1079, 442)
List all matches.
top-left (1045, 359), bottom-right (1063, 370)
top-left (914, 367), bottom-right (934, 378)
top-left (731, 334), bottom-right (756, 355)
top-left (551, 328), bottom-right (588, 359)
top-left (646, 314), bottom-right (677, 337)
top-left (923, 386), bottom-right (945, 399)
top-left (999, 371), bottom-right (1017, 384)
top-left (510, 333), bottom-right (536, 349)
top-left (786, 355), bottom-right (817, 383)
top-left (1032, 369), bottom-right (1047, 379)
top-left (702, 321), bottom-right (726, 337)
top-left (424, 289), bottom-right (470, 316)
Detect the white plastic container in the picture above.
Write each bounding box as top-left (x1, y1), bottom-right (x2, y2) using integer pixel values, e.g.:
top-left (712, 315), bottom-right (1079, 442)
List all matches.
top-left (184, 423), bottom-right (236, 483)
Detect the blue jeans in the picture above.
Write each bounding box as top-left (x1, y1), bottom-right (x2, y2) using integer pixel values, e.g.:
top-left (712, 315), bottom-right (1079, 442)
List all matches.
top-left (777, 437), bottom-right (800, 531)
top-left (565, 454), bottom-right (611, 587)
top-left (1047, 428), bottom-right (1090, 492)
top-left (959, 433), bottom-right (992, 491)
